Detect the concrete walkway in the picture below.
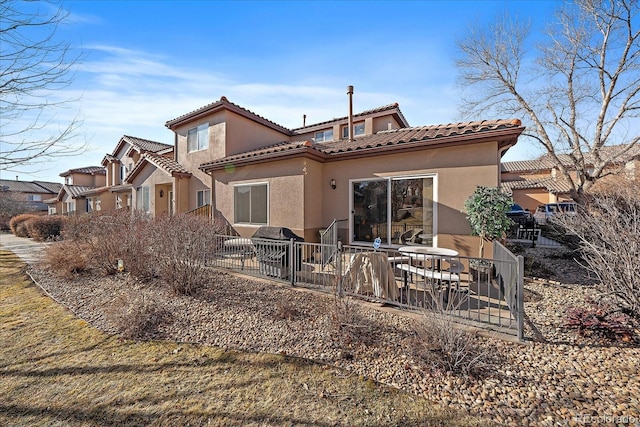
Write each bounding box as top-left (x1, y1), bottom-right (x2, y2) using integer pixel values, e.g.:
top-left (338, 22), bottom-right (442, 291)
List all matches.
top-left (0, 232), bottom-right (51, 265)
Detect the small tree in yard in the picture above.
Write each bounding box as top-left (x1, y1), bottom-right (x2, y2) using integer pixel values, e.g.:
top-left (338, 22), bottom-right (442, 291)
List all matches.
top-left (464, 186), bottom-right (513, 258)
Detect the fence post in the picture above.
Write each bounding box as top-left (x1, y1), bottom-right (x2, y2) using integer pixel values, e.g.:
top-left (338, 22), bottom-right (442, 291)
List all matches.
top-left (289, 238), bottom-right (295, 287)
top-left (517, 254), bottom-right (525, 341)
top-left (336, 241), bottom-right (343, 296)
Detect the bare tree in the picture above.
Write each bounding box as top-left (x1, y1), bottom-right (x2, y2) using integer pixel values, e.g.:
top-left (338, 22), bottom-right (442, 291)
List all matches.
top-left (457, 0), bottom-right (640, 204)
top-left (0, 0), bottom-right (84, 171)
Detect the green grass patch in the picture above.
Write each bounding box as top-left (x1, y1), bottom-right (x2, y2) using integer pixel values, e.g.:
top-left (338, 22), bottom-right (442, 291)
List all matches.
top-left (0, 250), bottom-right (489, 426)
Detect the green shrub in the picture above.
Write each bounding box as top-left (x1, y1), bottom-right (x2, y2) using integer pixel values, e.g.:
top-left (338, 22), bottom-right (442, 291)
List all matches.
top-left (9, 214), bottom-right (39, 237)
top-left (25, 216), bottom-right (65, 241)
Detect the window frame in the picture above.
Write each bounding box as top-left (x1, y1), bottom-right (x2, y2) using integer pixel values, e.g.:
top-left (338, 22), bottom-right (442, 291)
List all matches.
top-left (233, 182), bottom-right (269, 225)
top-left (314, 129), bottom-right (333, 142)
top-left (342, 122), bottom-right (365, 139)
top-left (349, 174), bottom-right (437, 247)
top-left (136, 186), bottom-right (150, 213)
top-left (187, 123), bottom-right (209, 153)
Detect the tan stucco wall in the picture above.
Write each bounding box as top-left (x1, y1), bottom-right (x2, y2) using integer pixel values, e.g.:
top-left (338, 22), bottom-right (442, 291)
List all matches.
top-left (210, 140), bottom-right (502, 256)
top-left (129, 163), bottom-right (172, 214)
top-left (512, 189), bottom-right (550, 212)
top-left (213, 158), bottom-right (307, 238)
top-left (313, 141), bottom-right (500, 254)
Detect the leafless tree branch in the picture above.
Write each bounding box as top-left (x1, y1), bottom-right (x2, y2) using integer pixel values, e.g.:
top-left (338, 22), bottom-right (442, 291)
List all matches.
top-left (0, 0), bottom-right (86, 171)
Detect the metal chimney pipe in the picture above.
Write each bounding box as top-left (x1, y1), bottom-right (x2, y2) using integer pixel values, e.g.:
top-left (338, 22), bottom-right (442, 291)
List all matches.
top-left (347, 85), bottom-right (354, 142)
top-left (303, 114), bottom-right (306, 127)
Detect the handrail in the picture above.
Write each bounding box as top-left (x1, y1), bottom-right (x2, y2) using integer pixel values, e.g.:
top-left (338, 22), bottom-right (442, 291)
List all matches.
top-left (185, 204), bottom-right (211, 218)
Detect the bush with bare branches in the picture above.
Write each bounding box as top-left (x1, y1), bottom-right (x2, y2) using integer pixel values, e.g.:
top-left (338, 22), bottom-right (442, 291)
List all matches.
top-left (40, 240), bottom-right (90, 279)
top-left (108, 293), bottom-right (172, 339)
top-left (554, 182), bottom-right (640, 320)
top-left (24, 215), bottom-right (65, 241)
top-left (9, 213), bottom-right (38, 237)
top-left (62, 210), bottom-right (156, 277)
top-left (149, 214), bottom-right (224, 295)
top-left (410, 287), bottom-right (490, 376)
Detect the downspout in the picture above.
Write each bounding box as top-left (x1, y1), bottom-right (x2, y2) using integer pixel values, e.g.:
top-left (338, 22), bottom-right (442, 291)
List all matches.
top-left (210, 171), bottom-right (215, 220)
top-left (347, 85), bottom-right (354, 142)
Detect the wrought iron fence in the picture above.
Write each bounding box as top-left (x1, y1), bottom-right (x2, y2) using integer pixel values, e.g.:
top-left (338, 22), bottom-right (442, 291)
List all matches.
top-left (205, 234), bottom-right (525, 340)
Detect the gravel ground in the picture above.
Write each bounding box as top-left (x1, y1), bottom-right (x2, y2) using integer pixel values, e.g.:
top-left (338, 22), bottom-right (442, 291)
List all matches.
top-left (26, 246), bottom-right (640, 427)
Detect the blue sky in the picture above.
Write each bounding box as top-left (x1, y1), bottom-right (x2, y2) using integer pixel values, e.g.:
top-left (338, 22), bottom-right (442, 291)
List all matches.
top-left (7, 0), bottom-right (560, 183)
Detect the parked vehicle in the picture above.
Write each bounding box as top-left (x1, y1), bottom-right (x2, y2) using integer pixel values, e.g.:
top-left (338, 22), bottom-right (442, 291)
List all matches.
top-left (533, 202), bottom-right (577, 224)
top-left (506, 204), bottom-right (534, 227)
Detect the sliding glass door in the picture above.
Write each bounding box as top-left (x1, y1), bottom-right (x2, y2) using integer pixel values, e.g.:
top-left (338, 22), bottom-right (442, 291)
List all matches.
top-left (351, 175), bottom-right (435, 246)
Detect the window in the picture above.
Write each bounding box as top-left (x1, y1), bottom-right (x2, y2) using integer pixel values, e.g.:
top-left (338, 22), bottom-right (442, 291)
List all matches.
top-left (66, 201), bottom-right (75, 214)
top-left (136, 186), bottom-right (150, 213)
top-left (120, 163), bottom-right (130, 181)
top-left (351, 175), bottom-right (435, 246)
top-left (65, 176), bottom-right (73, 185)
top-left (48, 206), bottom-right (57, 215)
top-left (26, 194), bottom-right (42, 201)
top-left (196, 189), bottom-right (211, 208)
top-left (86, 197), bottom-right (93, 213)
top-left (342, 122), bottom-right (365, 139)
top-left (116, 196), bottom-right (122, 209)
top-left (187, 123), bottom-right (209, 152)
top-left (314, 129), bottom-right (333, 142)
top-left (234, 183), bottom-right (268, 224)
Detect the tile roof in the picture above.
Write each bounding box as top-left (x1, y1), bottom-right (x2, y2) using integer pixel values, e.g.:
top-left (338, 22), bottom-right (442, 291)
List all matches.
top-left (121, 135), bottom-right (173, 153)
top-left (101, 153), bottom-right (118, 165)
top-left (501, 177), bottom-right (573, 194)
top-left (78, 186), bottom-right (112, 197)
top-left (62, 185), bottom-right (96, 198)
top-left (126, 153), bottom-right (191, 183)
top-left (60, 166), bottom-right (106, 177)
top-left (32, 181), bottom-right (63, 193)
top-left (291, 103), bottom-right (410, 132)
top-left (200, 119), bottom-right (524, 172)
top-left (165, 96), bottom-right (291, 135)
top-left (503, 144), bottom-right (640, 172)
top-left (0, 179), bottom-right (61, 194)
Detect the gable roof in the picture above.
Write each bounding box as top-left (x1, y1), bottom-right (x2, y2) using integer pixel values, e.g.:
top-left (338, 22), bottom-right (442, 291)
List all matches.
top-left (165, 96), bottom-right (292, 135)
top-left (109, 135), bottom-right (173, 161)
top-left (502, 177), bottom-right (573, 195)
top-left (0, 179), bottom-right (62, 194)
top-left (126, 152), bottom-right (192, 183)
top-left (59, 166), bottom-right (105, 177)
top-left (200, 119), bottom-right (525, 172)
top-left (53, 184), bottom-right (97, 201)
top-left (291, 103), bottom-right (410, 133)
top-left (502, 144), bottom-right (640, 172)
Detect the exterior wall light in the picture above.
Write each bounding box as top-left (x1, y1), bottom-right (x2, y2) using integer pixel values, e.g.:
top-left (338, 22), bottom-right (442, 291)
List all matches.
top-left (159, 190), bottom-right (164, 198)
top-left (330, 179), bottom-right (336, 189)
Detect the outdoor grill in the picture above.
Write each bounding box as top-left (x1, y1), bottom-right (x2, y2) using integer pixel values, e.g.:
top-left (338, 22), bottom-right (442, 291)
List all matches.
top-left (251, 227), bottom-right (304, 279)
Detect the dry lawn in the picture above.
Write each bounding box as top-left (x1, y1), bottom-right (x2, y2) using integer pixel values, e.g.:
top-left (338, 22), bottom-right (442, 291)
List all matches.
top-left (0, 250), bottom-right (489, 427)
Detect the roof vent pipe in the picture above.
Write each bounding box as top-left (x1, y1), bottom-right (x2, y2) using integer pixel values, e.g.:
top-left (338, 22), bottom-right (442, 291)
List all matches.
top-left (347, 85), bottom-right (354, 142)
top-left (303, 114), bottom-right (306, 127)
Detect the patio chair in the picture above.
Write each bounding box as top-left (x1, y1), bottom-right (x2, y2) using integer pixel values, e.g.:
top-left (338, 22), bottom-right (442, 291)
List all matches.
top-left (400, 228), bottom-right (423, 245)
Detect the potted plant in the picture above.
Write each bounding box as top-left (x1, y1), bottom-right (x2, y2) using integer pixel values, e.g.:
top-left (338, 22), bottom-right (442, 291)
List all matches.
top-left (464, 186), bottom-right (514, 280)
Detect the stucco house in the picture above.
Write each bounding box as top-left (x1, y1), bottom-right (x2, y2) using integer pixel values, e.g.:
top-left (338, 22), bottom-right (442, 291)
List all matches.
top-left (133, 95), bottom-right (527, 257)
top-left (46, 166), bottom-right (106, 215)
top-left (502, 144), bottom-right (640, 212)
top-left (101, 135), bottom-right (174, 212)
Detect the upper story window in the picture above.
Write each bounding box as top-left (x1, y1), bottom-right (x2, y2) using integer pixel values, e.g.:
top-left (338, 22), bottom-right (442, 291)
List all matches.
top-left (342, 122), bottom-right (365, 139)
top-left (187, 123), bottom-right (209, 153)
top-left (314, 129), bottom-right (333, 143)
top-left (65, 176), bottom-right (73, 185)
top-left (26, 194), bottom-right (42, 201)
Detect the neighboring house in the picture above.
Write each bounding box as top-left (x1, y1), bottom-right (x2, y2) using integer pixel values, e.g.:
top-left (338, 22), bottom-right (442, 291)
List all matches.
top-left (502, 144), bottom-right (640, 211)
top-left (0, 178), bottom-right (62, 216)
top-left (142, 95), bottom-right (526, 256)
top-left (46, 166), bottom-right (106, 215)
top-left (101, 135), bottom-right (174, 213)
